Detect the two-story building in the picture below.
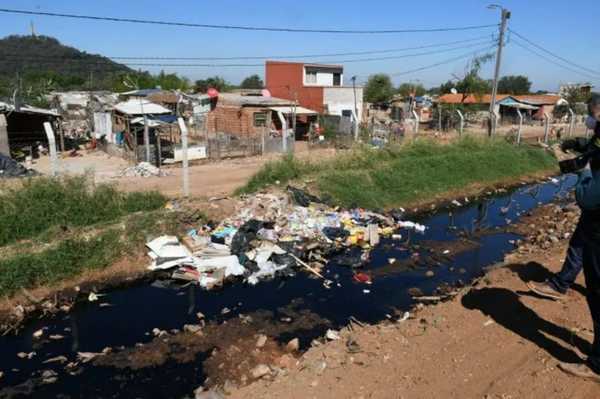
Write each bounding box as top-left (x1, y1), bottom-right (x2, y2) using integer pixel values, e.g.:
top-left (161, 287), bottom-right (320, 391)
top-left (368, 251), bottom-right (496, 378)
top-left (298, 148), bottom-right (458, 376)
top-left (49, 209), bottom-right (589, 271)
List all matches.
top-left (265, 61), bottom-right (363, 125)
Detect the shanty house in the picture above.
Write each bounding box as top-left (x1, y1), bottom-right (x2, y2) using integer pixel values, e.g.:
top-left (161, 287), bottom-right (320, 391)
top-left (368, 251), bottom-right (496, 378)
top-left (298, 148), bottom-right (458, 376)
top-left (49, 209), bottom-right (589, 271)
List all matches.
top-left (0, 102), bottom-right (61, 158)
top-left (111, 99), bottom-right (175, 163)
top-left (206, 93), bottom-right (317, 140)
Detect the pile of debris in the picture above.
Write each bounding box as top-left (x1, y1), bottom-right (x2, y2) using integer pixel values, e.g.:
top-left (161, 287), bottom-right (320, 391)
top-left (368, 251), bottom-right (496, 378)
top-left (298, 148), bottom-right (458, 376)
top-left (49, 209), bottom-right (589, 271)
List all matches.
top-left (117, 162), bottom-right (169, 178)
top-left (147, 186), bottom-right (426, 289)
top-left (0, 153), bottom-right (36, 178)
top-left (513, 202), bottom-right (579, 254)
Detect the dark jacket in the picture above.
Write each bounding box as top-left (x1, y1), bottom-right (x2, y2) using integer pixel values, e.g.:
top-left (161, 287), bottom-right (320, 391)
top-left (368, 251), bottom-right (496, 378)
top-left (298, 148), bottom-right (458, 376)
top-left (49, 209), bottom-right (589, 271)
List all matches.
top-left (576, 166), bottom-right (600, 241)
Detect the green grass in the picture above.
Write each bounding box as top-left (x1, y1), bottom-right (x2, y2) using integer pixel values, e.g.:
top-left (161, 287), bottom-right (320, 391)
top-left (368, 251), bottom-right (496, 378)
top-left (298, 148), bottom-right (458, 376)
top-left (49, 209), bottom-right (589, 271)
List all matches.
top-left (0, 176), bottom-right (166, 246)
top-left (0, 210), bottom-right (180, 297)
top-left (237, 137), bottom-right (557, 209)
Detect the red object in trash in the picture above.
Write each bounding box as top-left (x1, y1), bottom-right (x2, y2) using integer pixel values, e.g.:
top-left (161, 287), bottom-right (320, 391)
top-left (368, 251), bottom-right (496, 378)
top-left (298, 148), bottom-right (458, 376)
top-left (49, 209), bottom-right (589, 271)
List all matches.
top-left (207, 88), bottom-right (219, 98)
top-left (353, 272), bottom-right (371, 284)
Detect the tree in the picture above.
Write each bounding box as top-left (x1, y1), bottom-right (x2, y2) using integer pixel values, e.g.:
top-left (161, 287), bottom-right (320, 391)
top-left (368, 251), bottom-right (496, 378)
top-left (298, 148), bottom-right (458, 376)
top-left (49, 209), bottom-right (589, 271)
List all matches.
top-left (563, 86), bottom-right (592, 109)
top-left (194, 76), bottom-right (230, 93)
top-left (440, 54), bottom-right (493, 103)
top-left (240, 74), bottom-right (264, 89)
top-left (364, 74), bottom-right (394, 103)
top-left (497, 75), bottom-right (531, 95)
top-left (397, 82), bottom-right (426, 97)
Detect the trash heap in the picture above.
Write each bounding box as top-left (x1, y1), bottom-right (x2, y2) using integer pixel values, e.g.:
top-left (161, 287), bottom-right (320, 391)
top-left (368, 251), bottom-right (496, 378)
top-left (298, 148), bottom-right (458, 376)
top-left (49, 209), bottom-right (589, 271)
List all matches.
top-left (0, 153), bottom-right (35, 178)
top-left (147, 186), bottom-right (426, 290)
top-left (117, 162), bottom-right (169, 178)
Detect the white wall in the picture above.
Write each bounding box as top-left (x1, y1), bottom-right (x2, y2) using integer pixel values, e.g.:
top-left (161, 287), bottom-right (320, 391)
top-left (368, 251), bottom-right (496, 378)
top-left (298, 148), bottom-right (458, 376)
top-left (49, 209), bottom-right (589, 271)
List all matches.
top-left (316, 72), bottom-right (334, 86)
top-left (323, 87), bottom-right (364, 122)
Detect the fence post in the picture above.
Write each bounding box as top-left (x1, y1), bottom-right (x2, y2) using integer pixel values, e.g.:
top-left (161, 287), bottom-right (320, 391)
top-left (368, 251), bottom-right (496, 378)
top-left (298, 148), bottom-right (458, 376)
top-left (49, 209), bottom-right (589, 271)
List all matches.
top-left (411, 110), bottom-right (420, 134)
top-left (0, 114), bottom-right (8, 157)
top-left (177, 118), bottom-right (190, 198)
top-left (516, 108), bottom-right (523, 145)
top-left (43, 122), bottom-right (59, 176)
top-left (568, 108), bottom-right (575, 137)
top-left (456, 109), bottom-right (464, 137)
top-left (543, 112), bottom-right (550, 144)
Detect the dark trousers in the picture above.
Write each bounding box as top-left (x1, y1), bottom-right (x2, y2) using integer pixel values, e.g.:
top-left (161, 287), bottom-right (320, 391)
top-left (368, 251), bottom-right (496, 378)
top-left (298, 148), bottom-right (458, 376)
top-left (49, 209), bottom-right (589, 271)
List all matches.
top-left (582, 235), bottom-right (600, 373)
top-left (549, 222), bottom-right (584, 293)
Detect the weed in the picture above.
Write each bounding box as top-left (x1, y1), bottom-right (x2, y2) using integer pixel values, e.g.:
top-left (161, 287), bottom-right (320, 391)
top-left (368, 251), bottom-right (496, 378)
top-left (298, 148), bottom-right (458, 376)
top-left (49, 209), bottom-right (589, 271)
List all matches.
top-left (0, 176), bottom-right (165, 246)
top-left (238, 137), bottom-right (557, 208)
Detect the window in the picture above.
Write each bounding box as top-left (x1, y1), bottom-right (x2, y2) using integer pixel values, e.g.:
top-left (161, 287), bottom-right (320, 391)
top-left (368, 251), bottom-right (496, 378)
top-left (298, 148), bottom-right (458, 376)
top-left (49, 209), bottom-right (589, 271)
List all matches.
top-left (254, 112), bottom-right (267, 127)
top-left (305, 71), bottom-right (317, 84)
top-left (333, 73), bottom-right (341, 86)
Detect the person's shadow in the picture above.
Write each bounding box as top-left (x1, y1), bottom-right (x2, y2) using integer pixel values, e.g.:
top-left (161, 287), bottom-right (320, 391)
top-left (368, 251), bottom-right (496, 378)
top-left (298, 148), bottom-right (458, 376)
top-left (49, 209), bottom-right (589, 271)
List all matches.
top-left (505, 261), bottom-right (587, 297)
top-left (462, 287), bottom-right (590, 363)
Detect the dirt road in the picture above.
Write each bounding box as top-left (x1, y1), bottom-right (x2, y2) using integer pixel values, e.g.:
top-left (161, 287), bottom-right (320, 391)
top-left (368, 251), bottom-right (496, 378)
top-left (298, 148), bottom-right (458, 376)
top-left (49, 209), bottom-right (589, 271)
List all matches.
top-left (229, 224), bottom-right (599, 398)
top-left (30, 144), bottom-right (337, 199)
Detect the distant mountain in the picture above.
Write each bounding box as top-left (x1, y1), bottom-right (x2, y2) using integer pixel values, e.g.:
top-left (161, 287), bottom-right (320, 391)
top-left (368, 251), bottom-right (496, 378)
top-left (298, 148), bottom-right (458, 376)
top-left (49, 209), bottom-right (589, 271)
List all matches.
top-left (0, 35), bottom-right (132, 91)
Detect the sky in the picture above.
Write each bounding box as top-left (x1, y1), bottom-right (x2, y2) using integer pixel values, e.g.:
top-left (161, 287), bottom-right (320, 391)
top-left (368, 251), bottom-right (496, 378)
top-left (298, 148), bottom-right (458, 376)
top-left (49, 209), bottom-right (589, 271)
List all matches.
top-left (0, 0), bottom-right (598, 91)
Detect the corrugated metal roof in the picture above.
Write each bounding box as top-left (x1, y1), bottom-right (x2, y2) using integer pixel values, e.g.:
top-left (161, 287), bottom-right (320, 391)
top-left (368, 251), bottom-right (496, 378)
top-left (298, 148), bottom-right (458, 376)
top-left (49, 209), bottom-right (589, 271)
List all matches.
top-left (218, 93), bottom-right (293, 107)
top-left (0, 101), bottom-right (60, 117)
top-left (269, 106), bottom-right (317, 115)
top-left (438, 93), bottom-right (561, 105)
top-left (114, 99), bottom-right (172, 115)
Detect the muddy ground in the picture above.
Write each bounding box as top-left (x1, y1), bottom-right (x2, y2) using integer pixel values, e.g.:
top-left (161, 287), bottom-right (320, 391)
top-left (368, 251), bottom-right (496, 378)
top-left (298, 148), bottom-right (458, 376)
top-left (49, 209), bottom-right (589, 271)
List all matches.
top-left (224, 202), bottom-right (599, 399)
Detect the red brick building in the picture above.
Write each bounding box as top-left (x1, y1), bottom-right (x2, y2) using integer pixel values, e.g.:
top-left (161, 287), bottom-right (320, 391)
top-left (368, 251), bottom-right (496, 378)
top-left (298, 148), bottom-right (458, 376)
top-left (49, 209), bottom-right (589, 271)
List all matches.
top-left (206, 93), bottom-right (317, 138)
top-left (265, 61), bottom-right (363, 123)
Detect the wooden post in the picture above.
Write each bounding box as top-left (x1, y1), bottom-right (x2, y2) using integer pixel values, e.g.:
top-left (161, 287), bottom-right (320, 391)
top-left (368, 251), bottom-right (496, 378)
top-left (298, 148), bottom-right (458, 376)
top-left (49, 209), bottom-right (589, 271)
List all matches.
top-left (0, 114), bottom-right (9, 157)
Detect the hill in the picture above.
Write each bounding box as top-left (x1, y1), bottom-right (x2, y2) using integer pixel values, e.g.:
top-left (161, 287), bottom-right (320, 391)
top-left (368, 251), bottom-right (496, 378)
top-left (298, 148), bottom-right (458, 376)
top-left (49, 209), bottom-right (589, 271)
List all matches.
top-left (0, 35), bottom-right (135, 101)
top-left (0, 35), bottom-right (132, 84)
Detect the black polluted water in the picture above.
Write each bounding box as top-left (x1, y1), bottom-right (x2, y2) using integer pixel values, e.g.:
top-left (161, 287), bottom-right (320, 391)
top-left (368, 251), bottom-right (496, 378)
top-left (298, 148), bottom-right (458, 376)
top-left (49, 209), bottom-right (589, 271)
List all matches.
top-left (0, 175), bottom-right (577, 399)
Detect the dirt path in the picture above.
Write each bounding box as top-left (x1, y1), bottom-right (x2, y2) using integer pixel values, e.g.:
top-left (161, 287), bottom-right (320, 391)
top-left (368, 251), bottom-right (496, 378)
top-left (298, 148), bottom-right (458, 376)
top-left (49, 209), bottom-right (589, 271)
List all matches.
top-left (30, 144), bottom-right (337, 199)
top-left (229, 228), bottom-right (599, 398)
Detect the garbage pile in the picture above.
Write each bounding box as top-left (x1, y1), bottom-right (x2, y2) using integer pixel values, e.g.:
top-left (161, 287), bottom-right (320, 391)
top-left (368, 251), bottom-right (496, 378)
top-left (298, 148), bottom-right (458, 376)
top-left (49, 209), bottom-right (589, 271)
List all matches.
top-left (147, 186), bottom-right (426, 289)
top-left (0, 153), bottom-right (35, 178)
top-left (117, 162), bottom-right (169, 178)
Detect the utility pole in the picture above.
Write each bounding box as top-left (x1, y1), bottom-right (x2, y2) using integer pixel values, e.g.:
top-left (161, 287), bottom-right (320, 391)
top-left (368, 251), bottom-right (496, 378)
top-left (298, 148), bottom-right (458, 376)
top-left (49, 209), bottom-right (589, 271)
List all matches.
top-left (488, 5), bottom-right (510, 137)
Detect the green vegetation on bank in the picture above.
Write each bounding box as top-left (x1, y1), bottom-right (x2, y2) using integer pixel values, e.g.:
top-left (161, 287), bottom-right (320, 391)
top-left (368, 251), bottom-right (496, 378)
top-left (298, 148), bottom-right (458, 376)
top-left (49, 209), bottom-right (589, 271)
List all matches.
top-left (237, 138), bottom-right (557, 209)
top-left (0, 211), bottom-right (177, 297)
top-left (0, 177), bottom-right (173, 296)
top-left (0, 176), bottom-right (165, 246)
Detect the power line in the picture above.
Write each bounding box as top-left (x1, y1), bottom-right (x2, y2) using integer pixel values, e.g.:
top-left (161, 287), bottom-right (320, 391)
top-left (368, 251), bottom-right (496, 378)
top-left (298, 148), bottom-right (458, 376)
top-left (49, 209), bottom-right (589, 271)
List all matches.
top-left (0, 40), bottom-right (495, 68)
top-left (106, 36), bottom-right (495, 60)
top-left (508, 29), bottom-right (600, 77)
top-left (386, 45), bottom-right (497, 77)
top-left (509, 38), bottom-right (600, 80)
top-left (0, 8), bottom-right (499, 34)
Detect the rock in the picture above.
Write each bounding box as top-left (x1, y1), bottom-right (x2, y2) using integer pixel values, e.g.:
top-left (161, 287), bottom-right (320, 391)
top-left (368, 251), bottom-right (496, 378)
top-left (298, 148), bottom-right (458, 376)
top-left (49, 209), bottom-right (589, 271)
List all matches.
top-left (256, 334), bottom-right (267, 348)
top-left (184, 324), bottom-right (203, 334)
top-left (49, 334), bottom-right (64, 340)
top-left (277, 354), bottom-right (296, 369)
top-left (286, 338), bottom-right (300, 352)
top-left (41, 369), bottom-right (58, 384)
top-left (251, 364), bottom-right (271, 379)
top-left (425, 270), bottom-right (435, 277)
top-left (325, 329), bottom-right (341, 341)
top-left (17, 352), bottom-right (35, 359)
top-left (0, 371), bottom-right (3, 379)
top-left (32, 329), bottom-right (44, 339)
top-left (196, 312), bottom-right (205, 320)
top-left (42, 356), bottom-right (68, 364)
top-left (194, 387), bottom-right (224, 399)
top-left (408, 287), bottom-right (424, 297)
